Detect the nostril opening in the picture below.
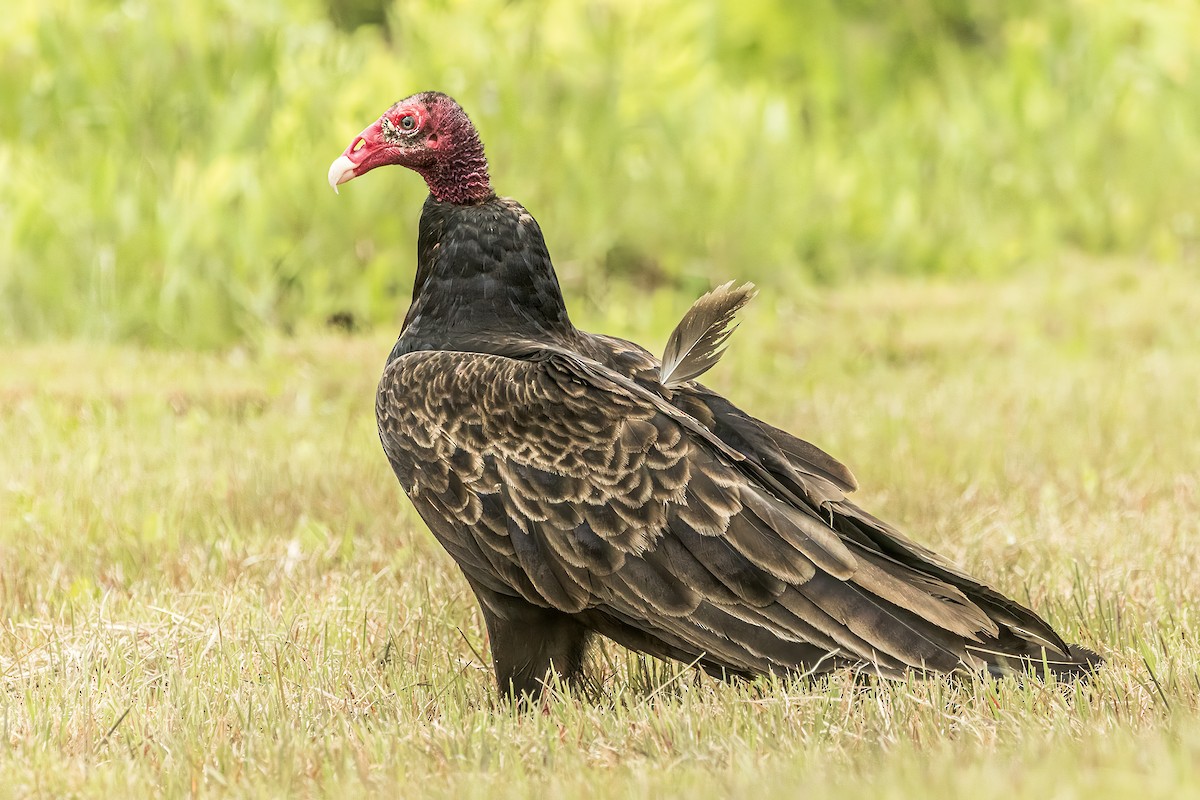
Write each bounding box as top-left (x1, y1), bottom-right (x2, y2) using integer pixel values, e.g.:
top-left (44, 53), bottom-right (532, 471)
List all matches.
top-left (352, 137), bottom-right (366, 153)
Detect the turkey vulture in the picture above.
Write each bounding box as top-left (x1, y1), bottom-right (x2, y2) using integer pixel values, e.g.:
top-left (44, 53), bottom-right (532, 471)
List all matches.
top-left (328, 92), bottom-right (1100, 701)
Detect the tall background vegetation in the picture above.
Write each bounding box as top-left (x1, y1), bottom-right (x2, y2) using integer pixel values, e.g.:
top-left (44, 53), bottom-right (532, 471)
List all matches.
top-left (2, 0), bottom-right (1198, 346)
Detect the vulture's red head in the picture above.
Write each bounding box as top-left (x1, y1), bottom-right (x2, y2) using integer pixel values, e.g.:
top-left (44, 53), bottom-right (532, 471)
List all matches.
top-left (328, 91), bottom-right (493, 204)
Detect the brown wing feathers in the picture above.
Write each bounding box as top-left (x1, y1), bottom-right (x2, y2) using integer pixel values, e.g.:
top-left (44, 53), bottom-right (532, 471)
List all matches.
top-left (377, 344), bottom-right (1096, 683)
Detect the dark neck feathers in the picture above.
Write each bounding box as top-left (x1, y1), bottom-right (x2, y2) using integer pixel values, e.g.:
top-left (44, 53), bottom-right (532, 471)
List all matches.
top-left (397, 196), bottom-right (574, 353)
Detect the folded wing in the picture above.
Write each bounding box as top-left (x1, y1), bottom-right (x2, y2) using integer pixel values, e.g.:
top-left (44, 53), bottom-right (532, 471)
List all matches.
top-left (377, 344), bottom-right (1096, 680)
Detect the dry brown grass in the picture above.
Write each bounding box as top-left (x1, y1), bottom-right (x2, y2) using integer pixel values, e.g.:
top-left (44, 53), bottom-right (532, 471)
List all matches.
top-left (2, 260), bottom-right (1198, 798)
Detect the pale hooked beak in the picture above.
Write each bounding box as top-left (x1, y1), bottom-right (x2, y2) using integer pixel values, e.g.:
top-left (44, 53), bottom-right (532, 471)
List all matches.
top-left (327, 155), bottom-right (357, 194)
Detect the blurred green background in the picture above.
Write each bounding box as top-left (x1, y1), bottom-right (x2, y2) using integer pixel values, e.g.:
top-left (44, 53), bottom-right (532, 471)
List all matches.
top-left (2, 0), bottom-right (1197, 347)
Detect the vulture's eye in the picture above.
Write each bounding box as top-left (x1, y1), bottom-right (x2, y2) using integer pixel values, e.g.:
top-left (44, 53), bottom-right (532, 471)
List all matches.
top-left (400, 115), bottom-right (417, 131)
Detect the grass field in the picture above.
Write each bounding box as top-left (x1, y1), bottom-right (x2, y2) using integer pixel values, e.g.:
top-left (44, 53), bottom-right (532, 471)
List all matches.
top-left (6, 0), bottom-right (1200, 795)
top-left (3, 259), bottom-right (1198, 797)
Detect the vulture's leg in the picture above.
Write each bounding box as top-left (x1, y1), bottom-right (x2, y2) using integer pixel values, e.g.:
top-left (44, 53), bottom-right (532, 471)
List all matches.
top-left (470, 583), bottom-right (592, 703)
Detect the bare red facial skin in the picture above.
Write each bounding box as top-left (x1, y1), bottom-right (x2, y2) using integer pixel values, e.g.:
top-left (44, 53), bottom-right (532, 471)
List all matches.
top-left (329, 92), bottom-right (494, 205)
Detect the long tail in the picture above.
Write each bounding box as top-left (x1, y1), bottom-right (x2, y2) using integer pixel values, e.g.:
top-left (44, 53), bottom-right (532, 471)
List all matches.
top-left (831, 501), bottom-right (1104, 682)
